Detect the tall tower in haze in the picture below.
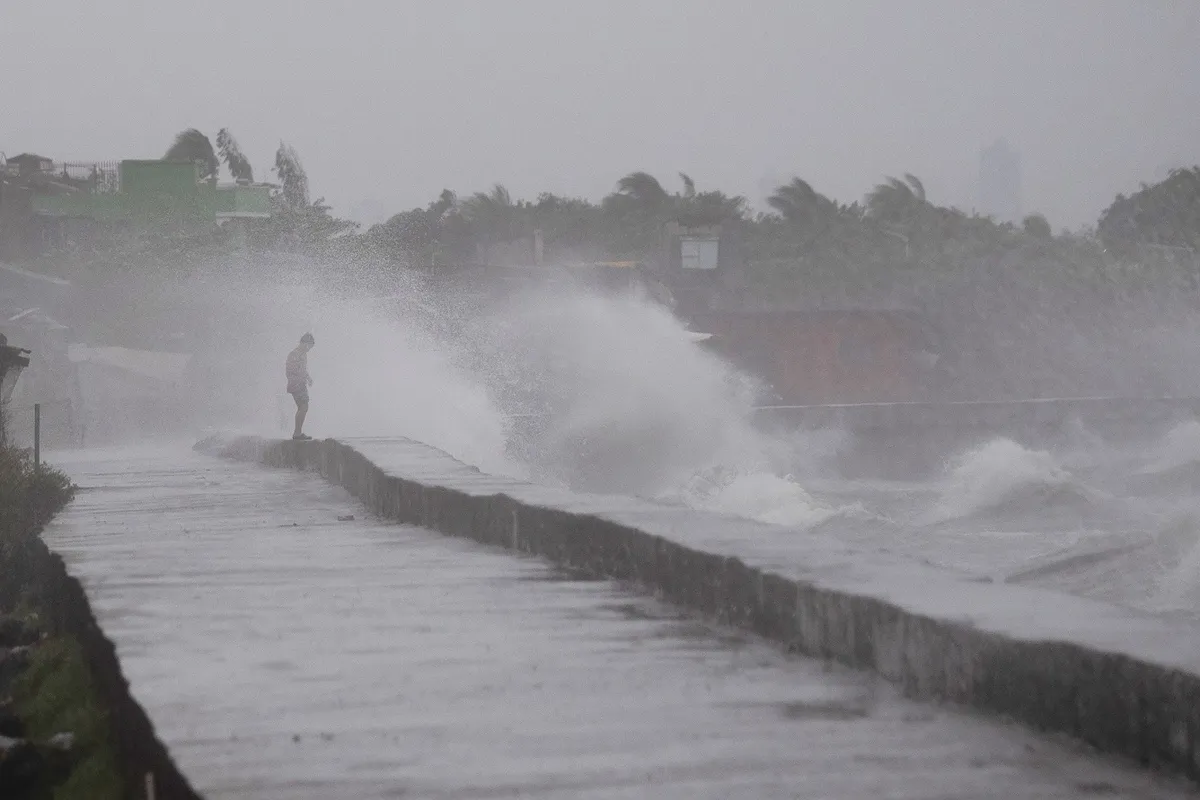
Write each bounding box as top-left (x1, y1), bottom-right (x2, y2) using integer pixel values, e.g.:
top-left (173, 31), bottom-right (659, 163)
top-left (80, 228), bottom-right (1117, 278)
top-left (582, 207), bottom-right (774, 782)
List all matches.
top-left (978, 138), bottom-right (1022, 222)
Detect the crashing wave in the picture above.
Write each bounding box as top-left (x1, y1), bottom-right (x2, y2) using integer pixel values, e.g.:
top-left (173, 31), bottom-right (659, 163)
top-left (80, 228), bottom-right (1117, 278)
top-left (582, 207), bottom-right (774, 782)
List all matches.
top-left (661, 466), bottom-right (869, 529)
top-left (928, 438), bottom-right (1102, 522)
top-left (1134, 421), bottom-right (1200, 489)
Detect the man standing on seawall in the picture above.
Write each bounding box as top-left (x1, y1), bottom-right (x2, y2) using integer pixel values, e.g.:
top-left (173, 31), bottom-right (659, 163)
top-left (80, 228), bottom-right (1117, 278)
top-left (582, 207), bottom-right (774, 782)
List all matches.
top-left (286, 333), bottom-right (315, 440)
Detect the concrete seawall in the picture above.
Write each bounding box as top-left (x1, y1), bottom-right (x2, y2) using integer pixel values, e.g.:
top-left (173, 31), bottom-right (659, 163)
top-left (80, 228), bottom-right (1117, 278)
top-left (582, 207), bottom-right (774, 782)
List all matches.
top-left (210, 434), bottom-right (1200, 784)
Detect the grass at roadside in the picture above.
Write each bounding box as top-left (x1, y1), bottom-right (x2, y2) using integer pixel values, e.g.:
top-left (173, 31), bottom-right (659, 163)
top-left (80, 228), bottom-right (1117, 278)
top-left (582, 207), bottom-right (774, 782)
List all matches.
top-left (11, 637), bottom-right (123, 800)
top-left (1, 443), bottom-right (123, 799)
top-left (0, 444), bottom-right (74, 542)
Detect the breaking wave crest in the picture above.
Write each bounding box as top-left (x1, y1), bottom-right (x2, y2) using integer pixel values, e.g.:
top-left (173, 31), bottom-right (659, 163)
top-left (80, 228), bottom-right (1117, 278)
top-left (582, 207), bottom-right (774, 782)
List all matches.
top-left (1149, 512), bottom-right (1200, 611)
top-left (929, 438), bottom-right (1101, 522)
top-left (659, 468), bottom-right (869, 529)
top-left (1136, 421), bottom-right (1200, 487)
top-left (462, 281), bottom-right (870, 527)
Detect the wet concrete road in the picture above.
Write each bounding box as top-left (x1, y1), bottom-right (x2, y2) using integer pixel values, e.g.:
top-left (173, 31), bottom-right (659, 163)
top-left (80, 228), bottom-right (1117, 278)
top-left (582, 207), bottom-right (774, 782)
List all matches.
top-left (42, 445), bottom-right (1196, 799)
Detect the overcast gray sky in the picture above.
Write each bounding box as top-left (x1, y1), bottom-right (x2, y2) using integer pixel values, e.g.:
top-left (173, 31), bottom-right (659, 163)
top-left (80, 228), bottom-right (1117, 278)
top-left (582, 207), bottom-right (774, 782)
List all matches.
top-left (4, 0), bottom-right (1198, 229)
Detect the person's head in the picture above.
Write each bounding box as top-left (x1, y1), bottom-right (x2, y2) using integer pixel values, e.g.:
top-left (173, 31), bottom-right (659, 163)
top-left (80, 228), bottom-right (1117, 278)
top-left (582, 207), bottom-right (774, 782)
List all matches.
top-left (300, 332), bottom-right (315, 351)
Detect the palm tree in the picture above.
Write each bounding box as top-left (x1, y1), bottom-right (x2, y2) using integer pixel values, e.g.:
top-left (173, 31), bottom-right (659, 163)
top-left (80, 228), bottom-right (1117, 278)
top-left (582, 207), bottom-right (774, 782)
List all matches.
top-left (866, 173), bottom-right (928, 224)
top-left (766, 177), bottom-right (837, 226)
top-left (1022, 213), bottom-right (1053, 239)
top-left (902, 173), bottom-right (926, 203)
top-left (461, 183), bottom-right (514, 219)
top-left (216, 128), bottom-right (253, 182)
top-left (615, 171), bottom-right (669, 211)
top-left (461, 184), bottom-right (522, 243)
top-left (273, 142), bottom-right (309, 209)
top-left (164, 129), bottom-right (219, 180)
top-left (429, 188), bottom-right (457, 218)
top-left (679, 172), bottom-right (696, 199)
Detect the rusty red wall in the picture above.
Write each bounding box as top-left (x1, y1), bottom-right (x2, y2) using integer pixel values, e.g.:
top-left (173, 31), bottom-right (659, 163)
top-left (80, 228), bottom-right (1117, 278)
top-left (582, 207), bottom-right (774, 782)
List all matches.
top-left (691, 311), bottom-right (921, 404)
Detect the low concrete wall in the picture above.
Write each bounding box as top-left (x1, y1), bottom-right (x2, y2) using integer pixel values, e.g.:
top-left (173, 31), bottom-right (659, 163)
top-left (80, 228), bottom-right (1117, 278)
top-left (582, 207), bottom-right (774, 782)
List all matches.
top-left (211, 434), bottom-right (1200, 784)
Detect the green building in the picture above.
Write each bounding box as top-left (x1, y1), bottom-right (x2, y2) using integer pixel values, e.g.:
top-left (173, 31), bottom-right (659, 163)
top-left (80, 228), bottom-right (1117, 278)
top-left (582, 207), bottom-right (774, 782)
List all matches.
top-left (30, 160), bottom-right (272, 225)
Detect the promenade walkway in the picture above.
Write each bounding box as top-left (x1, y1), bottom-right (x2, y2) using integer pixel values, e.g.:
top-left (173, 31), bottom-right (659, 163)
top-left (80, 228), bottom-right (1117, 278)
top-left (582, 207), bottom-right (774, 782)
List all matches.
top-left (41, 445), bottom-right (1194, 799)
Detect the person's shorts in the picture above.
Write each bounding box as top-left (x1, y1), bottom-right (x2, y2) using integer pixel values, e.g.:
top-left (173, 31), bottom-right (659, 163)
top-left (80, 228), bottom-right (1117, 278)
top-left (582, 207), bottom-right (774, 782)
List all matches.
top-left (288, 386), bottom-right (309, 406)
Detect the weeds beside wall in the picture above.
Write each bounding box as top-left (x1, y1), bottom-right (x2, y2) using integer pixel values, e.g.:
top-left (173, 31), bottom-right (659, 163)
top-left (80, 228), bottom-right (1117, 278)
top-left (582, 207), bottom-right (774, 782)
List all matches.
top-left (0, 445), bottom-right (202, 800)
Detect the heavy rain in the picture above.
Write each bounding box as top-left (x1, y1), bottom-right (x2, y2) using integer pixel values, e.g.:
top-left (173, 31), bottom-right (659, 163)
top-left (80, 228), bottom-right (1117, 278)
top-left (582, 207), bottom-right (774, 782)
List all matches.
top-left (2, 2), bottom-right (1199, 797)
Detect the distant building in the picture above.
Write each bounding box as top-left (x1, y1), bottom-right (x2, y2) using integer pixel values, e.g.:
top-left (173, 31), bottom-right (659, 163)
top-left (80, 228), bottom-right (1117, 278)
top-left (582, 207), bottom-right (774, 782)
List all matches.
top-left (0, 158), bottom-right (274, 260)
top-left (3, 153), bottom-right (54, 176)
top-left (978, 138), bottom-right (1022, 223)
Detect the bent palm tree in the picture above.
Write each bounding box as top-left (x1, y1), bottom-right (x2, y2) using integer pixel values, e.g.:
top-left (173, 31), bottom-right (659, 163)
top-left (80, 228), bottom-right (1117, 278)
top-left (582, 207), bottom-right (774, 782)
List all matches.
top-left (429, 188), bottom-right (457, 218)
top-left (164, 129), bottom-right (219, 180)
top-left (462, 184), bottom-right (522, 243)
top-left (274, 142), bottom-right (310, 208)
top-left (767, 177), bottom-right (837, 226)
top-left (615, 171), bottom-right (670, 211)
top-left (902, 173), bottom-right (926, 203)
top-left (216, 128), bottom-right (254, 182)
top-left (679, 172), bottom-right (696, 199)
top-left (1022, 213), bottom-right (1052, 239)
top-left (462, 184), bottom-right (514, 219)
top-left (867, 174), bottom-right (928, 224)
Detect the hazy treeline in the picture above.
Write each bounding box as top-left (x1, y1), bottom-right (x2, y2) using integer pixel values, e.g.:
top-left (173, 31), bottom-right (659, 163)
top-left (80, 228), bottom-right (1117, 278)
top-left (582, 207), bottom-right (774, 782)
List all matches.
top-left (36, 128), bottom-right (1200, 290)
top-left (25, 128), bottom-right (1200, 400)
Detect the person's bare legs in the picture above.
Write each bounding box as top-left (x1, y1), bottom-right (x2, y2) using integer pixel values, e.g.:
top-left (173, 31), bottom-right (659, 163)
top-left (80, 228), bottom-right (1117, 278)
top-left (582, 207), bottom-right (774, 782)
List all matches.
top-left (293, 399), bottom-right (308, 438)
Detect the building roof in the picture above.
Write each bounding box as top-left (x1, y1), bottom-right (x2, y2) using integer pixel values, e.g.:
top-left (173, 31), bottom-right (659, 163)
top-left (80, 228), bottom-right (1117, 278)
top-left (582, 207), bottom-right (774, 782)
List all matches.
top-left (7, 153), bottom-right (53, 164)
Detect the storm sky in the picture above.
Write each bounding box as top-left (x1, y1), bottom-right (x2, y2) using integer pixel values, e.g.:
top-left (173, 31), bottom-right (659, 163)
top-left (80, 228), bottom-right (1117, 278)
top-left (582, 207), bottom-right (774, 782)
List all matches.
top-left (4, 0), bottom-right (1198, 229)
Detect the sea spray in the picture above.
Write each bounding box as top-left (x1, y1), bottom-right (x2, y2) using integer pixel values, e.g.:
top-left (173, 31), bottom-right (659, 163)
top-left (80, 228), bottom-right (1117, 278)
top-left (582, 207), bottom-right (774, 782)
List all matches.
top-left (461, 281), bottom-right (780, 495)
top-left (1140, 420), bottom-right (1200, 478)
top-left (664, 469), bottom-right (862, 528)
top-left (928, 438), bottom-right (1090, 522)
top-left (1150, 512), bottom-right (1200, 611)
top-left (201, 266), bottom-right (873, 528)
top-left (196, 266), bottom-right (521, 477)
